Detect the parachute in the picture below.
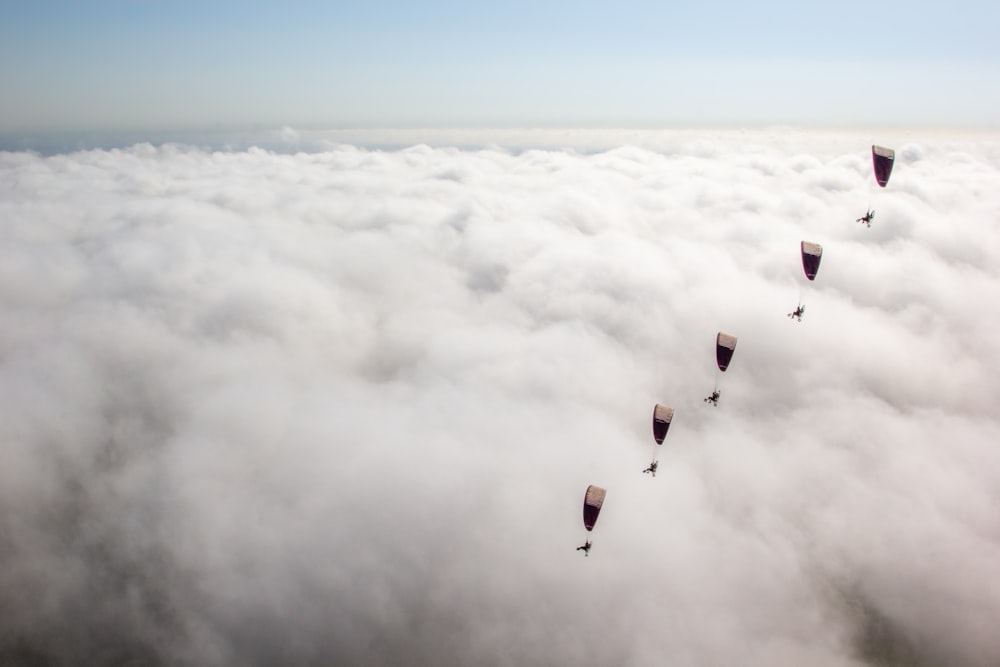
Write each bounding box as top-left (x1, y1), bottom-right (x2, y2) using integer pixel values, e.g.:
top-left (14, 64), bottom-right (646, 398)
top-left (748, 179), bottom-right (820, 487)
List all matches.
top-left (716, 332), bottom-right (737, 372)
top-left (872, 145), bottom-right (895, 187)
top-left (652, 404), bottom-right (674, 445)
top-left (583, 485), bottom-right (606, 532)
top-left (801, 241), bottom-right (823, 281)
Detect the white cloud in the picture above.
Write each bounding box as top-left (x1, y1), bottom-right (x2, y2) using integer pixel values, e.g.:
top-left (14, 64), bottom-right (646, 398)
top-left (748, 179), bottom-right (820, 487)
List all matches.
top-left (1, 131), bottom-right (999, 666)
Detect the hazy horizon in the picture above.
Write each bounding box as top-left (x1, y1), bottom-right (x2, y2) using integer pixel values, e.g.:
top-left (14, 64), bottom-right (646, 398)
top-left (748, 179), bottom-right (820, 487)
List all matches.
top-left (5, 124), bottom-right (1000, 158)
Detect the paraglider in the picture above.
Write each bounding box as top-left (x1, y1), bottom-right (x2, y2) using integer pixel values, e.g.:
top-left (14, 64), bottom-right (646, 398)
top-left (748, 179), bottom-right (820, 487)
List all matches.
top-left (705, 332), bottom-right (736, 405)
top-left (859, 145), bottom-right (893, 227)
top-left (652, 404), bottom-right (674, 445)
top-left (645, 404), bottom-right (673, 475)
top-left (872, 145), bottom-right (895, 188)
top-left (790, 241), bottom-right (822, 321)
top-left (800, 241), bottom-right (823, 281)
top-left (578, 485), bottom-right (606, 556)
top-left (715, 332), bottom-right (737, 372)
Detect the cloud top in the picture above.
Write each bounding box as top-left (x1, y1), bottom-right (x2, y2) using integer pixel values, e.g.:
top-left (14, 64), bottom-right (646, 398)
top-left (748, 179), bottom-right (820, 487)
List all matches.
top-left (2, 131), bottom-right (999, 666)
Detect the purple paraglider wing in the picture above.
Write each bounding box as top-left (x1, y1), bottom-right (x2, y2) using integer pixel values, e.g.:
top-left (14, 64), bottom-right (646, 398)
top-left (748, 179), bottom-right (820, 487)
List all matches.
top-left (801, 241), bottom-right (823, 281)
top-left (652, 404), bottom-right (674, 445)
top-left (716, 332), bottom-right (737, 372)
top-left (872, 145), bottom-right (895, 188)
top-left (583, 485), bottom-right (606, 532)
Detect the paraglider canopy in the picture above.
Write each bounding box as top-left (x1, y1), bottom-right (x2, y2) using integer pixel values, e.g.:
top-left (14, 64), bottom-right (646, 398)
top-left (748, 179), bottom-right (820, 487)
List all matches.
top-left (716, 332), bottom-right (737, 372)
top-left (583, 485), bottom-right (606, 532)
top-left (872, 145), bottom-right (895, 187)
top-left (652, 404), bottom-right (674, 445)
top-left (801, 241), bottom-right (823, 281)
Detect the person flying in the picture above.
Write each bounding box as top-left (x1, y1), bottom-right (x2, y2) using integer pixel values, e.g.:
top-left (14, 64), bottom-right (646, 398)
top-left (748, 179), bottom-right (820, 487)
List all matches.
top-left (788, 304), bottom-right (805, 321)
top-left (856, 209), bottom-right (875, 227)
top-left (704, 390), bottom-right (720, 406)
top-left (576, 540), bottom-right (592, 556)
top-left (642, 460), bottom-right (658, 476)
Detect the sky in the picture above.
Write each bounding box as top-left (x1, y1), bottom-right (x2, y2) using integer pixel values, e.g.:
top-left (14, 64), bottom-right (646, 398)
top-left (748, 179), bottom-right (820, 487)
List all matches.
top-left (2, 129), bottom-right (1000, 666)
top-left (2, 0), bottom-right (1000, 132)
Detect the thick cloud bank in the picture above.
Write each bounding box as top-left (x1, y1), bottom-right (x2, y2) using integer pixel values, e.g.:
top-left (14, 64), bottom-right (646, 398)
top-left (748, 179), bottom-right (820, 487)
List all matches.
top-left (2, 131), bottom-right (1000, 666)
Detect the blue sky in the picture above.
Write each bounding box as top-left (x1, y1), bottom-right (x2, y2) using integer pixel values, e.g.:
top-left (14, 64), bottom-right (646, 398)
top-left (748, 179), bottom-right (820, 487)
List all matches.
top-left (2, 0), bottom-right (999, 131)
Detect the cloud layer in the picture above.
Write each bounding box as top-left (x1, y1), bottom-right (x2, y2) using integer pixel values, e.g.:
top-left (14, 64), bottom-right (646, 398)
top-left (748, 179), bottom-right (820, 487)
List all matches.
top-left (2, 131), bottom-right (1000, 666)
